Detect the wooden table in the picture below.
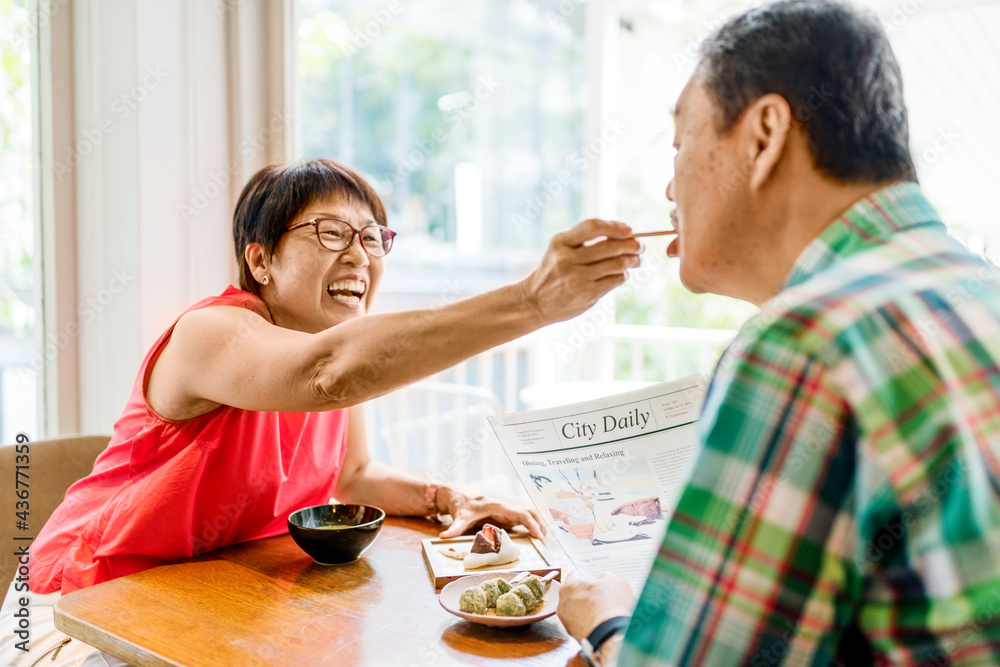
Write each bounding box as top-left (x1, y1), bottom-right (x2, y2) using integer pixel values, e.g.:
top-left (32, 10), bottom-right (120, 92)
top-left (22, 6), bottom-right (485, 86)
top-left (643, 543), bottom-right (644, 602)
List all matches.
top-left (54, 517), bottom-right (585, 666)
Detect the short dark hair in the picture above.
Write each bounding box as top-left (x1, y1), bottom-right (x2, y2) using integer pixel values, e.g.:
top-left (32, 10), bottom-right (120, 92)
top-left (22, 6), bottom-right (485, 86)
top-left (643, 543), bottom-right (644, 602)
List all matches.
top-left (697, 0), bottom-right (917, 183)
top-left (233, 159), bottom-right (388, 296)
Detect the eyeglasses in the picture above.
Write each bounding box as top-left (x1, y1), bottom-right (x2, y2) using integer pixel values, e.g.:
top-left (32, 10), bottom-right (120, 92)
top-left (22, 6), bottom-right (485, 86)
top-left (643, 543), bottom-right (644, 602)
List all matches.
top-left (286, 218), bottom-right (397, 257)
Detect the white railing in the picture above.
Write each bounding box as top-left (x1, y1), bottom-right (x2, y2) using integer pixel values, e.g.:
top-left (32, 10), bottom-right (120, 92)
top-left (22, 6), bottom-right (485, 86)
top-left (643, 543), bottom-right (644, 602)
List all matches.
top-left (421, 323), bottom-right (737, 411)
top-left (0, 328), bottom-right (37, 442)
top-left (599, 324), bottom-right (737, 383)
top-left (369, 324), bottom-right (738, 494)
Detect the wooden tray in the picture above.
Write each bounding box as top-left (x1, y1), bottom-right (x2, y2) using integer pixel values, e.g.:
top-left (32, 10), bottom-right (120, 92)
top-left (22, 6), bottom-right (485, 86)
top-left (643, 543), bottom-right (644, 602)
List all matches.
top-left (421, 532), bottom-right (560, 590)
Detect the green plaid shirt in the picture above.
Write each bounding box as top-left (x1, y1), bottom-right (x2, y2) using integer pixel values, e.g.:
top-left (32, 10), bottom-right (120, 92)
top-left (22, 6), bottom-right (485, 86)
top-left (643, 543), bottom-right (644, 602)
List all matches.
top-left (620, 184), bottom-right (1000, 666)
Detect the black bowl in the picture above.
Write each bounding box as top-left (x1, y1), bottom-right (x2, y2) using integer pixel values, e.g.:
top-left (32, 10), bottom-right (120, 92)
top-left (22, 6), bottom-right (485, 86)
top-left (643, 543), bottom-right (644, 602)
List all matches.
top-left (287, 504), bottom-right (385, 565)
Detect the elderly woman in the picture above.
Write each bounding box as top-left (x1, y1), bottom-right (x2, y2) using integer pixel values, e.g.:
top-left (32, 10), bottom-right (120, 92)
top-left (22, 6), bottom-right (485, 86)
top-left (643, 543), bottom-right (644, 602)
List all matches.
top-left (1, 159), bottom-right (639, 666)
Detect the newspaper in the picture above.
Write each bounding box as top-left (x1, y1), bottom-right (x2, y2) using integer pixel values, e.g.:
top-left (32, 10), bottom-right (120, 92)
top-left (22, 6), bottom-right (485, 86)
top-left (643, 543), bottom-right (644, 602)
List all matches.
top-left (487, 374), bottom-right (708, 594)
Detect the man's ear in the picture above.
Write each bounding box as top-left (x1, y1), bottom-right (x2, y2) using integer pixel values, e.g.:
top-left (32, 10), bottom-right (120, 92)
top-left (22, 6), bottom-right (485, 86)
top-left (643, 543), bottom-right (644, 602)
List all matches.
top-left (742, 93), bottom-right (792, 191)
top-left (245, 243), bottom-right (267, 283)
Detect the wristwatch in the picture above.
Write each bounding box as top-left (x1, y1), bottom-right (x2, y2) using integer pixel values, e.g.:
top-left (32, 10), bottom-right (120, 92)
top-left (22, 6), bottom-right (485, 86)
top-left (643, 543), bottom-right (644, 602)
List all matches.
top-left (580, 615), bottom-right (629, 667)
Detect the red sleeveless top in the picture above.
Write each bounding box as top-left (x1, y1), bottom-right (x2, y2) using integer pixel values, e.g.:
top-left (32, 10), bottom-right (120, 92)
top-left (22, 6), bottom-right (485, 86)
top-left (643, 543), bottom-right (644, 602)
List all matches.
top-left (30, 286), bottom-right (350, 594)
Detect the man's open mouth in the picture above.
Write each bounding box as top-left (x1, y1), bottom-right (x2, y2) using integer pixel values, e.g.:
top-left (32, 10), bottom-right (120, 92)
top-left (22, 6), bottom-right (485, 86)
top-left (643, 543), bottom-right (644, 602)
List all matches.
top-left (327, 280), bottom-right (366, 305)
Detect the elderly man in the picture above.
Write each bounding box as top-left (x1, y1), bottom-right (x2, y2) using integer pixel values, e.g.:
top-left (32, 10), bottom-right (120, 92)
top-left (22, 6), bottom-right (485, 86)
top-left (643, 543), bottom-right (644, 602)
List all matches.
top-left (556, 1), bottom-right (1000, 665)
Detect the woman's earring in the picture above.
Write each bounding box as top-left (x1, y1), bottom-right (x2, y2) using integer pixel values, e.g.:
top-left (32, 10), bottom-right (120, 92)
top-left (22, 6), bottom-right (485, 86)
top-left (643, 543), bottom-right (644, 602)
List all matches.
top-left (262, 275), bottom-right (269, 285)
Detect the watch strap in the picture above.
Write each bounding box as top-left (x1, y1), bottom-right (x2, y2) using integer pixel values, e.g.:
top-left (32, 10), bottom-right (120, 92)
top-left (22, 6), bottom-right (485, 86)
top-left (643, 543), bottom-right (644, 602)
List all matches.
top-left (580, 615), bottom-right (629, 667)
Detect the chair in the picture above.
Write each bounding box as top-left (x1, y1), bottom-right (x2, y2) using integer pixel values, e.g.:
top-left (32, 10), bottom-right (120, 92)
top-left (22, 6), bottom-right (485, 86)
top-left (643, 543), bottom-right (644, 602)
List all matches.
top-left (0, 435), bottom-right (111, 581)
top-left (370, 381), bottom-right (524, 499)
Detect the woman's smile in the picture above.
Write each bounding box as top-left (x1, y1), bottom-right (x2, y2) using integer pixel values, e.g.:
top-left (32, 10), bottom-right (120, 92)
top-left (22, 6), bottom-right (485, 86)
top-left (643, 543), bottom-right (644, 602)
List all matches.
top-left (327, 276), bottom-right (368, 308)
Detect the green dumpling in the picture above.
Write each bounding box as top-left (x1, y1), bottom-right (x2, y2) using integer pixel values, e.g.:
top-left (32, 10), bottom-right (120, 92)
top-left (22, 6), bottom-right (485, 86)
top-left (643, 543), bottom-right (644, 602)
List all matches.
top-left (522, 574), bottom-right (545, 600)
top-left (459, 586), bottom-right (488, 614)
top-left (479, 580), bottom-right (500, 608)
top-left (494, 578), bottom-right (512, 594)
top-left (511, 584), bottom-right (537, 609)
top-left (496, 591), bottom-right (527, 616)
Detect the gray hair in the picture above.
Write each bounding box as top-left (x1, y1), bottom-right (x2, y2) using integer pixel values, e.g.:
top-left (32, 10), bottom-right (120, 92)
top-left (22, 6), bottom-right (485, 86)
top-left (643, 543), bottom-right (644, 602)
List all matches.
top-left (698, 0), bottom-right (917, 183)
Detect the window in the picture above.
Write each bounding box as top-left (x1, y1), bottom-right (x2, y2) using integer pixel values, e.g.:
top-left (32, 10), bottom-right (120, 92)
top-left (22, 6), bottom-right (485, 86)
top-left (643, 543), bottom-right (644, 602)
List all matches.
top-left (295, 0), bottom-right (1000, 397)
top-left (0, 0), bottom-right (40, 441)
top-left (614, 0), bottom-right (1000, 344)
top-left (298, 0), bottom-right (588, 311)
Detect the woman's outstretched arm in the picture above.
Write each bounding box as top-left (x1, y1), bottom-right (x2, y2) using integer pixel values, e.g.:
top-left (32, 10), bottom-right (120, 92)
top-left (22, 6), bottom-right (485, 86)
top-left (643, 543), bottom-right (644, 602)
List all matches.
top-left (149, 219), bottom-right (638, 418)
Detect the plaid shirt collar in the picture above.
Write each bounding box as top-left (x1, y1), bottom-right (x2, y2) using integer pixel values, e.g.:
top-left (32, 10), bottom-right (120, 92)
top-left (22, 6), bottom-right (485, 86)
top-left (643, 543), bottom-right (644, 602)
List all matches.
top-left (783, 181), bottom-right (943, 290)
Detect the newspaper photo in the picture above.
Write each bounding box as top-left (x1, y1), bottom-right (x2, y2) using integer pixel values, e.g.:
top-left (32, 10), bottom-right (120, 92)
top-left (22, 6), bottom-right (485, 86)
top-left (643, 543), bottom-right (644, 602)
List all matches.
top-left (487, 375), bottom-right (708, 594)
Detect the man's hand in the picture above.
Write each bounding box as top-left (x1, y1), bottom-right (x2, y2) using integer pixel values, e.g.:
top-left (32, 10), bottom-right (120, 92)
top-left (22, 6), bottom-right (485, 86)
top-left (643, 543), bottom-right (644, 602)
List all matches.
top-left (557, 572), bottom-right (636, 641)
top-left (519, 219), bottom-right (640, 325)
top-left (437, 487), bottom-right (547, 539)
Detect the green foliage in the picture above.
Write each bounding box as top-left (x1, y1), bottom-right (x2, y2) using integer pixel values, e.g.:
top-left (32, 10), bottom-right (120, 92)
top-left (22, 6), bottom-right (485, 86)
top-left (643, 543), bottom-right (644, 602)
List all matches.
top-left (614, 281), bottom-right (755, 380)
top-left (613, 340), bottom-right (717, 382)
top-left (298, 0), bottom-right (587, 251)
top-left (299, 0), bottom-right (758, 348)
top-left (619, 281), bottom-right (756, 330)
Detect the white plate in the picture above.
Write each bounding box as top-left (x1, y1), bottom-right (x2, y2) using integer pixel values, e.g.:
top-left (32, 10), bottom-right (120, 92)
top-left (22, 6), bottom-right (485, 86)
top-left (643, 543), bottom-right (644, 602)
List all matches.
top-left (438, 572), bottom-right (560, 627)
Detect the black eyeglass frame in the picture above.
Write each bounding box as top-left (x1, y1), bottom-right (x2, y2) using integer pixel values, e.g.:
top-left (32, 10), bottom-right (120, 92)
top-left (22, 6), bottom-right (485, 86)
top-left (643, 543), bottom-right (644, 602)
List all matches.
top-left (286, 217), bottom-right (397, 257)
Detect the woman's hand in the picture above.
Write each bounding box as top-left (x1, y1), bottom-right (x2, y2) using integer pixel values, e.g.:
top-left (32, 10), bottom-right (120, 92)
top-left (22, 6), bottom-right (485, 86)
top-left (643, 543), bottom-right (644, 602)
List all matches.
top-left (518, 218), bottom-right (640, 325)
top-left (437, 486), bottom-right (547, 539)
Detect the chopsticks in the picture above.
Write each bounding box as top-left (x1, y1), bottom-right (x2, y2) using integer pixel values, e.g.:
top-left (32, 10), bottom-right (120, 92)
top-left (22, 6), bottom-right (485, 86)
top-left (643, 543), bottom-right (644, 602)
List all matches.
top-left (537, 571), bottom-right (560, 585)
top-left (510, 570), bottom-right (560, 586)
top-left (583, 229), bottom-right (676, 247)
top-left (509, 571), bottom-right (531, 585)
top-left (631, 230), bottom-right (677, 238)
